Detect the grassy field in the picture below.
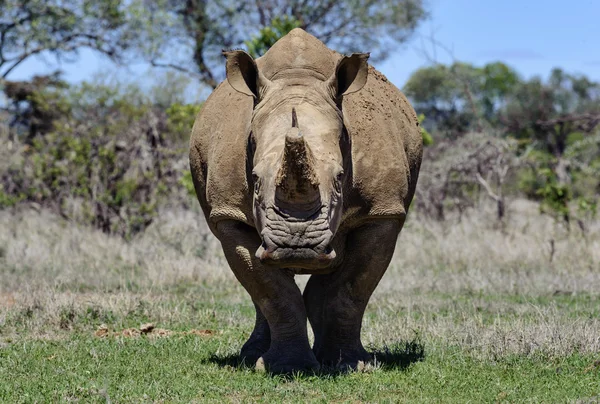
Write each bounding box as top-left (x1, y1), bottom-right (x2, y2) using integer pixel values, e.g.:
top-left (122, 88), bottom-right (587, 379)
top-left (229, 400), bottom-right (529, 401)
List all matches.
top-left (1, 201), bottom-right (599, 402)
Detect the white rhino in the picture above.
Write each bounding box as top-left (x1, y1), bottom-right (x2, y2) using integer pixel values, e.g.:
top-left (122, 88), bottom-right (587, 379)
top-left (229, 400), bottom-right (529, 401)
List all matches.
top-left (189, 28), bottom-right (422, 373)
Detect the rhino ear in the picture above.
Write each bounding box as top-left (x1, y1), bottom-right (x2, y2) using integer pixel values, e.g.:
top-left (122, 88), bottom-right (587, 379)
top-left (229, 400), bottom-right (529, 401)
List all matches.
top-left (327, 53), bottom-right (370, 98)
top-left (223, 50), bottom-right (270, 99)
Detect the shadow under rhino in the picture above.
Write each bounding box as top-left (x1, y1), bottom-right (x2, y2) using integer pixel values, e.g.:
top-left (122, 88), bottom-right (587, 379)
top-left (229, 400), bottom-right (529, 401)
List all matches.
top-left (204, 340), bottom-right (426, 376)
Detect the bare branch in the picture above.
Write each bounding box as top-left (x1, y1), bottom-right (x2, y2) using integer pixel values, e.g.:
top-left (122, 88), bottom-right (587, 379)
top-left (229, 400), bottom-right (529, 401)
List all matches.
top-left (1, 47), bottom-right (46, 78)
top-left (416, 31), bottom-right (483, 132)
top-left (475, 172), bottom-right (501, 202)
top-left (150, 60), bottom-right (203, 79)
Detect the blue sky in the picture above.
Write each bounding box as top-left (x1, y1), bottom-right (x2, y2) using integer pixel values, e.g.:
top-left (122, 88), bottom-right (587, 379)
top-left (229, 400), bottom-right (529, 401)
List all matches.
top-left (11, 0), bottom-right (600, 99)
top-left (381, 0), bottom-right (600, 86)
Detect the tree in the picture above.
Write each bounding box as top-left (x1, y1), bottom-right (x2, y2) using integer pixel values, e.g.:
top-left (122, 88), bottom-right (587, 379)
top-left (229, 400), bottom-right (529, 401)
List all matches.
top-left (500, 71), bottom-right (600, 227)
top-left (403, 61), bottom-right (520, 138)
top-left (479, 62), bottom-right (520, 124)
top-left (130, 0), bottom-right (427, 88)
top-left (403, 63), bottom-right (471, 137)
top-left (0, 0), bottom-right (132, 79)
top-left (245, 16), bottom-right (301, 58)
top-left (2, 72), bottom-right (70, 140)
top-left (501, 70), bottom-right (600, 160)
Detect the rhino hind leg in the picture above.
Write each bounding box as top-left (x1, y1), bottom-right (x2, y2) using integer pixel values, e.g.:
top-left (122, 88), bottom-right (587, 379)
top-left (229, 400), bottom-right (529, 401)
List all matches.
top-left (303, 220), bottom-right (401, 369)
top-left (216, 220), bottom-right (319, 374)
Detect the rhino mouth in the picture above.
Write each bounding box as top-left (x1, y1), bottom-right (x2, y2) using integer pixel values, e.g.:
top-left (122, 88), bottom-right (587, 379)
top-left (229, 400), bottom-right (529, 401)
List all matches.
top-left (255, 206), bottom-right (336, 269)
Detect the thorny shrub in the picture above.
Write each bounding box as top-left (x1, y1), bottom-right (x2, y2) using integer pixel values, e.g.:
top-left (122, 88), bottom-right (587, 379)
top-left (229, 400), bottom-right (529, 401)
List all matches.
top-left (0, 80), bottom-right (195, 237)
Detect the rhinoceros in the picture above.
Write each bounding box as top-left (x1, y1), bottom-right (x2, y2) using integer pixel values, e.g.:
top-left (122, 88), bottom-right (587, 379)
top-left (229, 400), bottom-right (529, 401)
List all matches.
top-left (189, 28), bottom-right (422, 373)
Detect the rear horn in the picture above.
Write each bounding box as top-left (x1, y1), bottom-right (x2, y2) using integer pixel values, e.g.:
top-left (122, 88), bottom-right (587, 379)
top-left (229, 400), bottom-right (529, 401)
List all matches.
top-left (291, 107), bottom-right (298, 128)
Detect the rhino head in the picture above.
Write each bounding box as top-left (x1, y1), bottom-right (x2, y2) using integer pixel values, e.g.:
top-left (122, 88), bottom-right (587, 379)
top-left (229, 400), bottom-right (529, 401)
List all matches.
top-left (224, 50), bottom-right (369, 270)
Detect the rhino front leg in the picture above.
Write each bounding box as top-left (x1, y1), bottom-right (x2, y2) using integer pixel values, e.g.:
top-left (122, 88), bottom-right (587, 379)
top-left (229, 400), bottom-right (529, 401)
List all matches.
top-left (239, 301), bottom-right (270, 365)
top-left (303, 219), bottom-right (401, 369)
top-left (216, 220), bottom-right (319, 373)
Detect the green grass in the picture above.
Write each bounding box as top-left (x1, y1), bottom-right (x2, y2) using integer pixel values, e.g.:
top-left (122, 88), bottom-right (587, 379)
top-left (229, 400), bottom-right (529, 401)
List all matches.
top-left (1, 333), bottom-right (598, 403)
top-left (1, 287), bottom-right (599, 402)
top-left (1, 290), bottom-right (599, 403)
top-left (1, 336), bottom-right (598, 403)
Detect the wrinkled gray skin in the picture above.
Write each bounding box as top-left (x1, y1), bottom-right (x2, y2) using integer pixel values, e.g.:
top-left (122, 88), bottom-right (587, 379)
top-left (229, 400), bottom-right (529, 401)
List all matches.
top-left (250, 78), bottom-right (348, 270)
top-left (189, 29), bottom-right (422, 373)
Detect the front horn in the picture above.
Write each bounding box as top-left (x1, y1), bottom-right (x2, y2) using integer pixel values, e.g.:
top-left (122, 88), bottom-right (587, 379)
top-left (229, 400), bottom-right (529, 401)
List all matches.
top-left (275, 109), bottom-right (320, 207)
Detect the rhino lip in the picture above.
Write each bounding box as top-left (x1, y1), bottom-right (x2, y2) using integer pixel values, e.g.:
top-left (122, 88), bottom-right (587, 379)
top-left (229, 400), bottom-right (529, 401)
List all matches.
top-left (255, 243), bottom-right (336, 269)
top-left (255, 207), bottom-right (336, 268)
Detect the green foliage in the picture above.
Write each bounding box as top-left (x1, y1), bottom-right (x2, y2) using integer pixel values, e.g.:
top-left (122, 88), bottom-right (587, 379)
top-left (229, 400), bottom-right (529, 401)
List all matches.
top-left (166, 103), bottom-right (202, 141)
top-left (480, 62), bottom-right (520, 122)
top-left (418, 113), bottom-right (433, 146)
top-left (404, 60), bottom-right (600, 155)
top-left (2, 73), bottom-right (71, 138)
top-left (404, 64), bottom-right (458, 106)
top-left (0, 186), bottom-right (24, 208)
top-left (245, 16), bottom-right (301, 58)
top-left (516, 150), bottom-right (555, 198)
top-left (577, 197), bottom-right (598, 221)
top-left (407, 62), bottom-right (599, 219)
top-left (514, 131), bottom-right (600, 226)
top-left (535, 168), bottom-right (571, 223)
top-left (566, 131), bottom-right (585, 146)
top-left (179, 170), bottom-right (196, 198)
top-left (517, 152), bottom-right (571, 222)
top-left (0, 79), bottom-right (192, 237)
top-left (128, 0), bottom-right (427, 87)
top-left (404, 61), bottom-right (520, 137)
top-left (149, 71), bottom-right (196, 109)
top-left (502, 70), bottom-right (600, 157)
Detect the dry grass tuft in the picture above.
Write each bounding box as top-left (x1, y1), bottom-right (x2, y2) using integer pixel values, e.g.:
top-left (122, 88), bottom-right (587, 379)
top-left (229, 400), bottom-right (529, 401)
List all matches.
top-left (0, 206), bottom-right (229, 293)
top-left (385, 199), bottom-right (600, 295)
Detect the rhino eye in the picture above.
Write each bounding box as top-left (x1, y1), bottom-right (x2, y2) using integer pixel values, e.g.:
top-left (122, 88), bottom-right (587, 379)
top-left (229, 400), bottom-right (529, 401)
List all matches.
top-left (334, 170), bottom-right (344, 193)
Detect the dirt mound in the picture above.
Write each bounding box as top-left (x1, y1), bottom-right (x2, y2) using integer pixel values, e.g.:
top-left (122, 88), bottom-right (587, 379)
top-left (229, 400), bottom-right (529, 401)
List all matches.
top-left (94, 323), bottom-right (216, 339)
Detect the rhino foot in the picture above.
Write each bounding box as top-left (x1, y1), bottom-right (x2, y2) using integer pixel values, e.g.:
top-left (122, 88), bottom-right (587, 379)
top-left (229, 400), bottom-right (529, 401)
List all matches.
top-left (315, 345), bottom-right (372, 371)
top-left (240, 340), bottom-right (269, 366)
top-left (240, 302), bottom-right (271, 366)
top-left (255, 342), bottom-right (319, 374)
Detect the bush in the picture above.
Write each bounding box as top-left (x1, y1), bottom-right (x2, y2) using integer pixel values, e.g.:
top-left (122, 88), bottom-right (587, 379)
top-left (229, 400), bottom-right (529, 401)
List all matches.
top-left (516, 150), bottom-right (556, 199)
top-left (418, 113), bottom-right (434, 146)
top-left (0, 79), bottom-right (195, 237)
top-left (535, 168), bottom-right (571, 223)
top-left (415, 132), bottom-right (518, 221)
top-left (515, 131), bottom-right (600, 227)
top-left (166, 103), bottom-right (202, 142)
